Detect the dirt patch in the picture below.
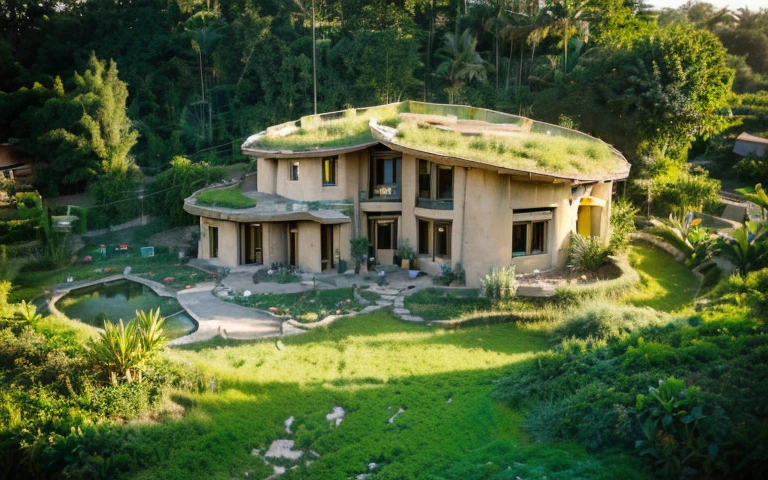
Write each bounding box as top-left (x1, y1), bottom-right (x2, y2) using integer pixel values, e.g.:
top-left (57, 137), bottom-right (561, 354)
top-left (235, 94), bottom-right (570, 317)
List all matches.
top-left (147, 226), bottom-right (197, 249)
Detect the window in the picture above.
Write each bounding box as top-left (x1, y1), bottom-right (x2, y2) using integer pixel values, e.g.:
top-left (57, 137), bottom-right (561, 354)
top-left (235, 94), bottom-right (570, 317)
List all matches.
top-left (208, 226), bottom-right (219, 258)
top-left (437, 166), bottom-right (453, 199)
top-left (512, 221), bottom-right (547, 257)
top-left (369, 149), bottom-right (401, 199)
top-left (290, 161), bottom-right (299, 181)
top-left (418, 220), bottom-right (430, 255)
top-left (418, 160), bottom-right (431, 199)
top-left (376, 158), bottom-right (396, 185)
top-left (417, 219), bottom-right (452, 259)
top-left (435, 222), bottom-right (451, 257)
top-left (322, 156), bottom-right (337, 186)
top-left (416, 159), bottom-right (453, 201)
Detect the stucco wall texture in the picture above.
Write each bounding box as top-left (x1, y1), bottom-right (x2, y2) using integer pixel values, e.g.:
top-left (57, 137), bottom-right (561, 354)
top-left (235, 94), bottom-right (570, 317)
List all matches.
top-left (197, 147), bottom-right (616, 287)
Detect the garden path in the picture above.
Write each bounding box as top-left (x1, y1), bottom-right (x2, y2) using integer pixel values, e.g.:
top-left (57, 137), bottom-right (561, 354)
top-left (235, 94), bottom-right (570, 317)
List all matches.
top-left (170, 282), bottom-right (282, 345)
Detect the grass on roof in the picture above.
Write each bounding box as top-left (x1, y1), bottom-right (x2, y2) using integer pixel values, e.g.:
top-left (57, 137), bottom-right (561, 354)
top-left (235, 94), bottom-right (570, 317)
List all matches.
top-left (256, 104), bottom-right (400, 151)
top-left (196, 187), bottom-right (256, 209)
top-left (394, 121), bottom-right (624, 177)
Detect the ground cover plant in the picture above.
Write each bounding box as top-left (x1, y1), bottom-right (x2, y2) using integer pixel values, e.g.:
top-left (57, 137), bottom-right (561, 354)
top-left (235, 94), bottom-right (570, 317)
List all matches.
top-left (404, 287), bottom-right (557, 323)
top-left (255, 105), bottom-right (400, 151)
top-left (0, 285), bottom-right (210, 479)
top-left (196, 187), bottom-right (256, 209)
top-left (49, 311), bottom-right (649, 480)
top-left (229, 287), bottom-right (364, 323)
top-left (496, 280), bottom-right (768, 479)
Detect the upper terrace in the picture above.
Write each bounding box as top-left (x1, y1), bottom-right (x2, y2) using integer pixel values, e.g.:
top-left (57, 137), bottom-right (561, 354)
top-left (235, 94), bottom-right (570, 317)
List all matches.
top-left (241, 101), bottom-right (630, 182)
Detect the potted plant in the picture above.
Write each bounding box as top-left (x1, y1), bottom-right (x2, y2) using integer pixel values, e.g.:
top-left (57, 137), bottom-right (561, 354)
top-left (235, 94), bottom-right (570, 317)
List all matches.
top-left (395, 239), bottom-right (416, 270)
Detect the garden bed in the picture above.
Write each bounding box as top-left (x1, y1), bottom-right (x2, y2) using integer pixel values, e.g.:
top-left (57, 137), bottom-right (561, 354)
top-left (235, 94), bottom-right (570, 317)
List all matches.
top-left (229, 287), bottom-right (365, 323)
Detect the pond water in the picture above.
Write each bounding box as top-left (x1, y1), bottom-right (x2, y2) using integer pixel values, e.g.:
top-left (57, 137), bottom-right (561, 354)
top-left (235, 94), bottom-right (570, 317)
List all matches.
top-left (56, 280), bottom-right (196, 339)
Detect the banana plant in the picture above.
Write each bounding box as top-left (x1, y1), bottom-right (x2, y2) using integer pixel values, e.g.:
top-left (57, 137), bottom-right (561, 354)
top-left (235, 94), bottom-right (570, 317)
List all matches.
top-left (719, 221), bottom-right (768, 277)
top-left (737, 183), bottom-right (768, 221)
top-left (649, 212), bottom-right (717, 265)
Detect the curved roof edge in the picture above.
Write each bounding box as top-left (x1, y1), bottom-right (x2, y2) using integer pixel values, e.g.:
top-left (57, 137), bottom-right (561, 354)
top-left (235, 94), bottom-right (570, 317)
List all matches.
top-left (369, 120), bottom-right (630, 183)
top-left (183, 201), bottom-right (351, 224)
top-left (242, 132), bottom-right (378, 158)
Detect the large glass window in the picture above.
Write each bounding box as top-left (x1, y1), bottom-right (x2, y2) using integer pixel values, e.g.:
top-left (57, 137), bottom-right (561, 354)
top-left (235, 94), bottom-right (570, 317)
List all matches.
top-left (416, 160), bottom-right (453, 201)
top-left (435, 222), bottom-right (451, 257)
top-left (322, 156), bottom-right (337, 186)
top-left (418, 220), bottom-right (430, 255)
top-left (512, 221), bottom-right (548, 257)
top-left (417, 220), bottom-right (451, 259)
top-left (437, 166), bottom-right (453, 199)
top-left (369, 150), bottom-right (401, 199)
top-left (418, 160), bottom-right (431, 199)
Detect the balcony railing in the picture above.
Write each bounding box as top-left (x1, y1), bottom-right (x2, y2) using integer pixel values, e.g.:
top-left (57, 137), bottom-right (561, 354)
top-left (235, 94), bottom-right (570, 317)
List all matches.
top-left (364, 184), bottom-right (401, 201)
top-left (416, 198), bottom-right (454, 210)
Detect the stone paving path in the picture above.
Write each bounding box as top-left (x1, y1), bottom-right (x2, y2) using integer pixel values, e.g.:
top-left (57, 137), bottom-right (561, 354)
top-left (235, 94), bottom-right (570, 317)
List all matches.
top-left (169, 282), bottom-right (282, 345)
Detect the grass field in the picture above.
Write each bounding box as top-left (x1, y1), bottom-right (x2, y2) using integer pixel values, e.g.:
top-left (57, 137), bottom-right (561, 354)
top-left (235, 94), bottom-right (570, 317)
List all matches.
top-left (116, 312), bottom-right (649, 479)
top-left (625, 244), bottom-right (699, 311)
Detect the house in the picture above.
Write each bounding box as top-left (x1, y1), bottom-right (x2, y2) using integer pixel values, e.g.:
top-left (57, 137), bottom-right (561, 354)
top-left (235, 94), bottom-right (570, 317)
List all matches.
top-left (733, 132), bottom-right (768, 158)
top-left (0, 142), bottom-right (36, 184)
top-left (184, 102), bottom-right (630, 287)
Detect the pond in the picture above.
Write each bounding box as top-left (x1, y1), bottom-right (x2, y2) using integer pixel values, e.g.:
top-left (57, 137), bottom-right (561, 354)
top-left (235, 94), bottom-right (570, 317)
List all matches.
top-left (56, 279), bottom-right (196, 340)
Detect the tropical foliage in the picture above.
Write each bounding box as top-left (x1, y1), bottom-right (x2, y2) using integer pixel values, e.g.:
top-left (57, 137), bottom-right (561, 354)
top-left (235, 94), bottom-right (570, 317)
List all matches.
top-left (87, 308), bottom-right (168, 385)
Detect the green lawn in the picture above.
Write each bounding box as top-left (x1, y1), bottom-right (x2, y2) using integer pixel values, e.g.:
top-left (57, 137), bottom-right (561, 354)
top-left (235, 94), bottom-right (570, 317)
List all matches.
top-left (196, 187), bottom-right (256, 209)
top-left (118, 312), bottom-right (648, 479)
top-left (625, 244), bottom-right (699, 312)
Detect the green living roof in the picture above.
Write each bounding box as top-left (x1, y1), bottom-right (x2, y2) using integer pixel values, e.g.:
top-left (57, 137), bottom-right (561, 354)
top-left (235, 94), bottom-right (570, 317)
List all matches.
top-left (242, 101), bottom-right (630, 181)
top-left (243, 104), bottom-right (401, 153)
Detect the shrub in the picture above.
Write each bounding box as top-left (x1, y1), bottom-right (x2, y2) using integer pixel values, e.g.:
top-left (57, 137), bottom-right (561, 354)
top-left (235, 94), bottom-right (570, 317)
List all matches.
top-left (556, 302), bottom-right (667, 341)
top-left (568, 233), bottom-right (610, 272)
top-left (609, 198), bottom-right (638, 253)
top-left (394, 238), bottom-right (415, 264)
top-left (453, 262), bottom-right (466, 285)
top-left (652, 170), bottom-right (722, 216)
top-left (711, 267), bottom-right (768, 318)
top-left (635, 377), bottom-right (728, 479)
top-left (482, 265), bottom-right (517, 301)
top-left (146, 157), bottom-right (225, 226)
top-left (350, 236), bottom-right (369, 273)
top-left (433, 263), bottom-right (456, 286)
top-left (87, 309), bottom-right (168, 385)
top-left (69, 206), bottom-right (88, 234)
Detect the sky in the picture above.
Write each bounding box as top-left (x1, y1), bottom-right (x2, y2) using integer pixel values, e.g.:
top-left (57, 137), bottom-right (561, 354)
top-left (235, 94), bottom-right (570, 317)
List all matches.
top-left (647, 0), bottom-right (768, 9)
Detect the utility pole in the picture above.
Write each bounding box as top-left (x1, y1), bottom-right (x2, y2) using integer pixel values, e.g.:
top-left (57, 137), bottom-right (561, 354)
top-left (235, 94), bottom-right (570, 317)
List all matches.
top-left (312, 0), bottom-right (317, 114)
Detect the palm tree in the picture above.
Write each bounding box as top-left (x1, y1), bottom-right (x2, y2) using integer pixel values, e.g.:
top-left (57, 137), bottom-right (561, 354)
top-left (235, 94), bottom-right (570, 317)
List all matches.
top-left (542, 0), bottom-right (591, 73)
top-left (436, 28), bottom-right (487, 104)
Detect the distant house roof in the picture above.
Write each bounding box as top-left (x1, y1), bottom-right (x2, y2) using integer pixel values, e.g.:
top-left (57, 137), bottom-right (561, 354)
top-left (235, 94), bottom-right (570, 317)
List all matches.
top-left (735, 132), bottom-right (768, 146)
top-left (242, 101), bottom-right (631, 183)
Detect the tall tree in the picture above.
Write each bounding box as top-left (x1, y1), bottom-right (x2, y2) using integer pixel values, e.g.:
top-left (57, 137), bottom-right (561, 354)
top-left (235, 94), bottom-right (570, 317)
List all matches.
top-left (436, 28), bottom-right (487, 104)
top-left (542, 0), bottom-right (591, 72)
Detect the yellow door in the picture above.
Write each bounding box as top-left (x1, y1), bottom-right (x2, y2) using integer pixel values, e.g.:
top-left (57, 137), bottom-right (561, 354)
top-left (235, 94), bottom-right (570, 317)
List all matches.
top-left (577, 206), bottom-right (591, 237)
